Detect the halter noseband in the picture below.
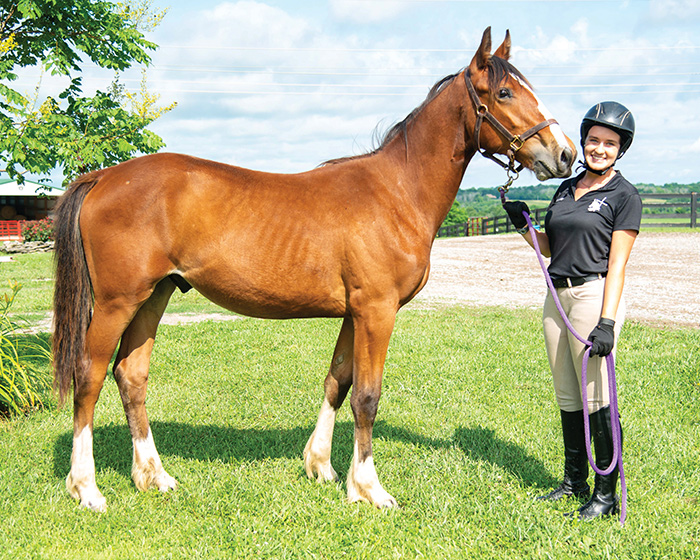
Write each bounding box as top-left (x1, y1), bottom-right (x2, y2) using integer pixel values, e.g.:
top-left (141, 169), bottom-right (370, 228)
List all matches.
top-left (464, 69), bottom-right (558, 192)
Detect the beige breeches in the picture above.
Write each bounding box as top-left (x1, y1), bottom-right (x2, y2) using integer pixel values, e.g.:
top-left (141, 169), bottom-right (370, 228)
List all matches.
top-left (542, 278), bottom-right (625, 414)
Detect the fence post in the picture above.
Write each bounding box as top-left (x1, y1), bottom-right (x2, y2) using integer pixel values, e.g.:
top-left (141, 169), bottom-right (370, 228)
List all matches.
top-left (534, 208), bottom-right (545, 225)
top-left (692, 193), bottom-right (697, 228)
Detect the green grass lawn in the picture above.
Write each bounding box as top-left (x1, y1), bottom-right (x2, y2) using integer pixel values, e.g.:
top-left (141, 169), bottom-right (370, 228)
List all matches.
top-left (0, 253), bottom-right (699, 559)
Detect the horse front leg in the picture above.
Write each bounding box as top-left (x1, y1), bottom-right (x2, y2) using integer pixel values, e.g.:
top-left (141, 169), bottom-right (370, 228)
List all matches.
top-left (304, 316), bottom-right (354, 483)
top-left (113, 279), bottom-right (177, 494)
top-left (346, 305), bottom-right (398, 509)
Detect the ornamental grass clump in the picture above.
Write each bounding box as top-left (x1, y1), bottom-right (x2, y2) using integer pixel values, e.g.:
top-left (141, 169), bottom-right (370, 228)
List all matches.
top-left (0, 281), bottom-right (52, 417)
top-left (21, 218), bottom-right (54, 242)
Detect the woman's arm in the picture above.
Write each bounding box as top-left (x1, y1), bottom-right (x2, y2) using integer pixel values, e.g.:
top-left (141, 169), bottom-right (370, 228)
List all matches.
top-left (521, 228), bottom-right (551, 258)
top-left (503, 200), bottom-right (552, 256)
top-left (601, 229), bottom-right (638, 320)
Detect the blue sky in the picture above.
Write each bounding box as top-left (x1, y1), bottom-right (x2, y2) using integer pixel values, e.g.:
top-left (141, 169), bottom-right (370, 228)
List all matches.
top-left (16, 0), bottom-right (700, 188)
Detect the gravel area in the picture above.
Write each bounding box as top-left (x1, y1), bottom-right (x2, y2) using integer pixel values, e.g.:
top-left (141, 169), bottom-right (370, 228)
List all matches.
top-left (410, 231), bottom-right (700, 328)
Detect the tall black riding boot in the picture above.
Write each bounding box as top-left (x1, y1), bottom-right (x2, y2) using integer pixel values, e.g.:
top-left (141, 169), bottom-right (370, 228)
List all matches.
top-left (537, 409), bottom-right (590, 501)
top-left (575, 406), bottom-right (620, 520)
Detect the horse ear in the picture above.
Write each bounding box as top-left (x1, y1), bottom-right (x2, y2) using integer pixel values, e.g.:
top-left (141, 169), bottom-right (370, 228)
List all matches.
top-left (494, 29), bottom-right (511, 61)
top-left (470, 27), bottom-right (492, 71)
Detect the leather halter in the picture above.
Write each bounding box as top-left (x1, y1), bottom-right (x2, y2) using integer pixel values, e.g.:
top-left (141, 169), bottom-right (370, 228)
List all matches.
top-left (464, 69), bottom-right (558, 176)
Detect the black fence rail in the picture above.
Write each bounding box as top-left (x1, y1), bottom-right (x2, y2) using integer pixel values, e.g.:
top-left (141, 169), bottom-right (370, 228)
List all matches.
top-left (437, 192), bottom-right (698, 238)
top-left (640, 192), bottom-right (698, 228)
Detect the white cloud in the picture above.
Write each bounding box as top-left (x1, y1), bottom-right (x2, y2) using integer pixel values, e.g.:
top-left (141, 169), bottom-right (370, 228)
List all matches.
top-left (684, 137), bottom-right (700, 153)
top-left (329, 0), bottom-right (408, 24)
top-left (513, 26), bottom-right (580, 67)
top-left (649, 0), bottom-right (700, 21)
top-left (199, 1), bottom-right (315, 49)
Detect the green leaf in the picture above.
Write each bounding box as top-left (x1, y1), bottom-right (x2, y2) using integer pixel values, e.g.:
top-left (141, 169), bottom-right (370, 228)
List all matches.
top-left (0, 0), bottom-right (172, 182)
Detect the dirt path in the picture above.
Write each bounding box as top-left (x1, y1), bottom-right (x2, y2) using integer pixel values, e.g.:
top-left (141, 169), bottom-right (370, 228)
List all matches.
top-left (410, 231), bottom-right (699, 327)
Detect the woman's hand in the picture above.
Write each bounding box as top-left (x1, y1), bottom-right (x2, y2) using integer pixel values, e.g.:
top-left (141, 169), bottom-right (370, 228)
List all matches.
top-left (503, 201), bottom-right (530, 229)
top-left (588, 318), bottom-right (616, 356)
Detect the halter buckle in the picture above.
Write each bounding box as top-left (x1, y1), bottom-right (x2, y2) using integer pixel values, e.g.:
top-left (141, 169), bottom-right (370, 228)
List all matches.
top-left (510, 136), bottom-right (524, 152)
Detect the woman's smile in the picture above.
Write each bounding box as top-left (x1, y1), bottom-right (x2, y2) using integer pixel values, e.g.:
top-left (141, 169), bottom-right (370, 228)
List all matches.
top-left (584, 125), bottom-right (621, 172)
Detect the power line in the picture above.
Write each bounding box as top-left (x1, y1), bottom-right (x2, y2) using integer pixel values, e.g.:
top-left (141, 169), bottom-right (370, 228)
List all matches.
top-left (157, 44), bottom-right (700, 53)
top-left (121, 87), bottom-right (700, 96)
top-left (14, 74), bottom-right (700, 96)
top-left (151, 65), bottom-right (700, 80)
top-left (337, 0), bottom-right (648, 2)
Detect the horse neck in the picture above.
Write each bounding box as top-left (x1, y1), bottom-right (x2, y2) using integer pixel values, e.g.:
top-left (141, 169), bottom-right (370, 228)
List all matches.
top-left (379, 76), bottom-right (476, 234)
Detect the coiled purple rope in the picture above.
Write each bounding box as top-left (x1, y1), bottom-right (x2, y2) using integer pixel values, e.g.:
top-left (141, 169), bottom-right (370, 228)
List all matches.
top-left (523, 211), bottom-right (627, 526)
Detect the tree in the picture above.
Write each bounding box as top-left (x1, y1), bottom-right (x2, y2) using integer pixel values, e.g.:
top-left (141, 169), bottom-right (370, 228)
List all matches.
top-left (0, 0), bottom-right (175, 184)
top-left (442, 201), bottom-right (471, 227)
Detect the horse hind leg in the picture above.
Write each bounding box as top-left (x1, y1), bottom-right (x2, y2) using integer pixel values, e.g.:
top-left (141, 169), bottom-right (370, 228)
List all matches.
top-left (66, 300), bottom-right (143, 512)
top-left (112, 279), bottom-right (177, 494)
top-left (304, 316), bottom-right (354, 483)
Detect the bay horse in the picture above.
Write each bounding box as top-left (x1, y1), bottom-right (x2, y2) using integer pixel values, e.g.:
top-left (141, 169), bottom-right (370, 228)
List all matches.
top-left (52, 28), bottom-right (575, 512)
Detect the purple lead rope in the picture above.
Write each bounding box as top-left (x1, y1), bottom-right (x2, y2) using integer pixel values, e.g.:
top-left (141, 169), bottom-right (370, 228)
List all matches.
top-left (523, 211), bottom-right (627, 526)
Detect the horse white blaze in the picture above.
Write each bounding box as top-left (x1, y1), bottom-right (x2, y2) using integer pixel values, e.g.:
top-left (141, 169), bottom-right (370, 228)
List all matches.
top-left (347, 440), bottom-right (397, 508)
top-left (132, 428), bottom-right (177, 492)
top-left (66, 425), bottom-right (106, 512)
top-left (515, 75), bottom-right (570, 149)
top-left (303, 398), bottom-right (339, 482)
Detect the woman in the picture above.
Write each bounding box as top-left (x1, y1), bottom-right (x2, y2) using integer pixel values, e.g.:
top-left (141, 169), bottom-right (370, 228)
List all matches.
top-left (504, 101), bottom-right (642, 520)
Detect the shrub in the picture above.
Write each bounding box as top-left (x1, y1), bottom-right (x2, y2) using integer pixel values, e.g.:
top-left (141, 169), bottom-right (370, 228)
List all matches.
top-left (0, 282), bottom-right (52, 417)
top-left (21, 218), bottom-right (54, 242)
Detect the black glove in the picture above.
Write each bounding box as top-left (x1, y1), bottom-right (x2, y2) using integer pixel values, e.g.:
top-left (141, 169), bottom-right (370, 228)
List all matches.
top-left (587, 318), bottom-right (616, 357)
top-left (503, 201), bottom-right (530, 230)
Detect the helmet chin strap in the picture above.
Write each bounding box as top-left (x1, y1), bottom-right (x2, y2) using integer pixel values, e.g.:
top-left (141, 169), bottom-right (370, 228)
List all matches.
top-left (578, 159), bottom-right (615, 176)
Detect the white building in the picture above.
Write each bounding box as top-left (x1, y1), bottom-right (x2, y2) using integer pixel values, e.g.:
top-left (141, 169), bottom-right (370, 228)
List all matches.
top-left (0, 178), bottom-right (63, 239)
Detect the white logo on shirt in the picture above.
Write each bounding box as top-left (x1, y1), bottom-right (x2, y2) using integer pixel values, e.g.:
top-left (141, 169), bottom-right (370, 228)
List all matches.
top-left (587, 197), bottom-right (609, 213)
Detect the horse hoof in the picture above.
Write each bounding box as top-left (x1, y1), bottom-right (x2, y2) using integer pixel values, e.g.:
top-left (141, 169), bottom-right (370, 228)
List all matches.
top-left (155, 472), bottom-right (178, 493)
top-left (67, 472), bottom-right (107, 512)
top-left (305, 460), bottom-right (339, 484)
top-left (347, 484), bottom-right (398, 509)
top-left (303, 446), bottom-right (339, 483)
top-left (375, 494), bottom-right (399, 509)
top-left (80, 494), bottom-right (107, 513)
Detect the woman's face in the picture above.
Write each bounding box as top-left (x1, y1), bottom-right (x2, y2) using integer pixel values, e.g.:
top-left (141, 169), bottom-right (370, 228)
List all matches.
top-left (583, 125), bottom-right (621, 172)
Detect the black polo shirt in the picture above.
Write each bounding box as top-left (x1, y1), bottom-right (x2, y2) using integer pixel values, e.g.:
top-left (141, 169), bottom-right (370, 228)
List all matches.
top-left (544, 171), bottom-right (642, 279)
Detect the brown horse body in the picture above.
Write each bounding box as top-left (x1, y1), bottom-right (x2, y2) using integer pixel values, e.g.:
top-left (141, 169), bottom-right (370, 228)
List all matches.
top-left (53, 29), bottom-right (575, 511)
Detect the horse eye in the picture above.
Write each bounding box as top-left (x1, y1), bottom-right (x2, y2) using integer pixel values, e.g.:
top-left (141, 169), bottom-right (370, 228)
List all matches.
top-left (498, 88), bottom-right (512, 99)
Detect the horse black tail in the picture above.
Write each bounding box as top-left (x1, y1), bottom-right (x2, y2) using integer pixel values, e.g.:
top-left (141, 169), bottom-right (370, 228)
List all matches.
top-left (52, 170), bottom-right (105, 405)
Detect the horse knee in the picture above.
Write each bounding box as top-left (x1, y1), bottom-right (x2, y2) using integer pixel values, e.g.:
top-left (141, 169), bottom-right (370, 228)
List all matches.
top-left (350, 388), bottom-right (380, 427)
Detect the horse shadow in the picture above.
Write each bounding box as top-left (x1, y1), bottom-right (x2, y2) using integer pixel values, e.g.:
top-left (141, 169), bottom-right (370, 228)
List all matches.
top-left (52, 419), bottom-right (557, 490)
top-left (372, 421), bottom-right (558, 490)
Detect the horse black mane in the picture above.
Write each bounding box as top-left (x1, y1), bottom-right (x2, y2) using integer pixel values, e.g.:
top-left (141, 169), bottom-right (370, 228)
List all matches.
top-left (322, 56), bottom-right (530, 166)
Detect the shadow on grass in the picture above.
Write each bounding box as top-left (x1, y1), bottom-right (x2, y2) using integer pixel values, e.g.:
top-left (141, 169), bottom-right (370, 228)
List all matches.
top-left (372, 422), bottom-right (557, 489)
top-left (52, 419), bottom-right (557, 490)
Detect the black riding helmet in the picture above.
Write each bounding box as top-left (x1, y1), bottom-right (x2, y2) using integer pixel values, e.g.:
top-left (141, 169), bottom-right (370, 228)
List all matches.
top-left (580, 101), bottom-right (635, 158)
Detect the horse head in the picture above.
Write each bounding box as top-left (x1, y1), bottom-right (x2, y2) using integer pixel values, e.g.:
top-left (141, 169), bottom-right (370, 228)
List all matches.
top-left (466, 27), bottom-right (576, 181)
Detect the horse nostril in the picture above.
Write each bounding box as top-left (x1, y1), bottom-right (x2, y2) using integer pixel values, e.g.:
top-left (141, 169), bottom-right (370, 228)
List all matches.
top-left (561, 147), bottom-right (573, 168)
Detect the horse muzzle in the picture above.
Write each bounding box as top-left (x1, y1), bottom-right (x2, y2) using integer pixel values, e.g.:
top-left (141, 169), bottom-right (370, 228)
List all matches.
top-left (530, 144), bottom-right (576, 181)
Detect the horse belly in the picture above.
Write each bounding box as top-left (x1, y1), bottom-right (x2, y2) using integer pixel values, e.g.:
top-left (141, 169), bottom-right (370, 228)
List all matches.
top-left (182, 249), bottom-right (348, 320)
